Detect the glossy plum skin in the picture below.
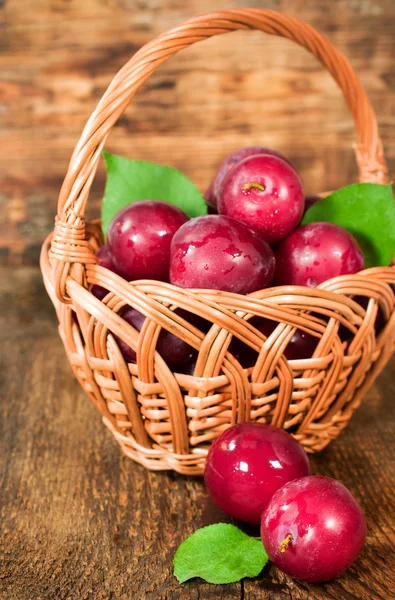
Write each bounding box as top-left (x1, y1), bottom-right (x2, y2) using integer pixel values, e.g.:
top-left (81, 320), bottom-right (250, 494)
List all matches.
top-left (205, 146), bottom-right (289, 209)
top-left (113, 307), bottom-right (145, 363)
top-left (170, 215), bottom-right (275, 294)
top-left (114, 306), bottom-right (197, 369)
top-left (339, 295), bottom-right (386, 342)
top-left (96, 244), bottom-right (114, 269)
top-left (256, 319), bottom-right (318, 361)
top-left (229, 318), bottom-right (318, 368)
top-left (261, 476), bottom-right (366, 582)
top-left (275, 222), bottom-right (365, 287)
top-left (219, 154), bottom-right (304, 244)
top-left (91, 245), bottom-right (118, 300)
top-left (204, 423), bottom-right (311, 524)
top-left (107, 200), bottom-right (189, 282)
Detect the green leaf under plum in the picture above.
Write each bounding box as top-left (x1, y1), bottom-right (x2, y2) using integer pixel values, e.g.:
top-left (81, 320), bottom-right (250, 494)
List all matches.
top-left (302, 182), bottom-right (395, 268)
top-left (173, 523), bottom-right (268, 585)
top-left (101, 152), bottom-right (207, 237)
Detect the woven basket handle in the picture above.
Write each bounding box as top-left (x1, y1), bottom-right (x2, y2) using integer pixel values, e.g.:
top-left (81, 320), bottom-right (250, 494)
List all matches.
top-left (51, 8), bottom-right (388, 301)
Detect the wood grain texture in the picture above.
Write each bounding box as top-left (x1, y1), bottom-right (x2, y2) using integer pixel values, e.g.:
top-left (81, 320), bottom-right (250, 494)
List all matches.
top-left (1, 0), bottom-right (395, 263)
top-left (0, 265), bottom-right (394, 599)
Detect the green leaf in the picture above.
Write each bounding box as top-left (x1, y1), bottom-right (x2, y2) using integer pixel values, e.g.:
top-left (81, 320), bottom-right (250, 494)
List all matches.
top-left (302, 182), bottom-right (395, 268)
top-left (101, 152), bottom-right (208, 237)
top-left (173, 523), bottom-right (268, 584)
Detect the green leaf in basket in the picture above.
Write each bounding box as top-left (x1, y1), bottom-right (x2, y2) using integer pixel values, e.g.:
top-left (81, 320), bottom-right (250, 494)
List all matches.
top-left (173, 523), bottom-right (268, 584)
top-left (301, 182), bottom-right (395, 268)
top-left (101, 151), bottom-right (208, 237)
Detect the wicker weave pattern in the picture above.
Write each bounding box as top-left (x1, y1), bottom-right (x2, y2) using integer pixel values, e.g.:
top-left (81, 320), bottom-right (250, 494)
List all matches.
top-left (40, 10), bottom-right (395, 474)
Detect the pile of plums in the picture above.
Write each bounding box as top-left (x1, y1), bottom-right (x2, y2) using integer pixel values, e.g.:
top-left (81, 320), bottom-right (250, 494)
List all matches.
top-left (204, 422), bottom-right (366, 583)
top-left (93, 146), bottom-right (367, 370)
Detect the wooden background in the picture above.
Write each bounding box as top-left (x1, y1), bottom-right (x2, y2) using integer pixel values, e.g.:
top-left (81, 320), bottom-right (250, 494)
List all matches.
top-left (1, 3), bottom-right (395, 599)
top-left (1, 0), bottom-right (395, 264)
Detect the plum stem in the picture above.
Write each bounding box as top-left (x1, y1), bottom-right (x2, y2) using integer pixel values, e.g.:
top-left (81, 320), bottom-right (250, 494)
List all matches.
top-left (279, 533), bottom-right (293, 553)
top-left (242, 181), bottom-right (265, 192)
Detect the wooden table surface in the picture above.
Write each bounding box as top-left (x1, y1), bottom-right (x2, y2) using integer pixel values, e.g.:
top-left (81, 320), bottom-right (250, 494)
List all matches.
top-left (0, 265), bottom-right (394, 600)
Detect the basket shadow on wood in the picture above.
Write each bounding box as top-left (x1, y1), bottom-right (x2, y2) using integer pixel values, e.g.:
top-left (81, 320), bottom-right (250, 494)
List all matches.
top-left (40, 9), bottom-right (395, 474)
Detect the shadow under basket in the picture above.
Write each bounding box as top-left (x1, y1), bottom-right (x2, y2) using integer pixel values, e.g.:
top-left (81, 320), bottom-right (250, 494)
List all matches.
top-left (40, 9), bottom-right (395, 475)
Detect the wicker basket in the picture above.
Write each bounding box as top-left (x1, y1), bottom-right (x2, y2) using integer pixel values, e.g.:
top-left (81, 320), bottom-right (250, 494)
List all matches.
top-left (40, 9), bottom-right (395, 475)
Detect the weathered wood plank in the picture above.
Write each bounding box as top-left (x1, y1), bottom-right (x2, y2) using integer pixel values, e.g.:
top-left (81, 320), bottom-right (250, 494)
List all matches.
top-left (0, 266), bottom-right (394, 599)
top-left (1, 0), bottom-right (395, 263)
